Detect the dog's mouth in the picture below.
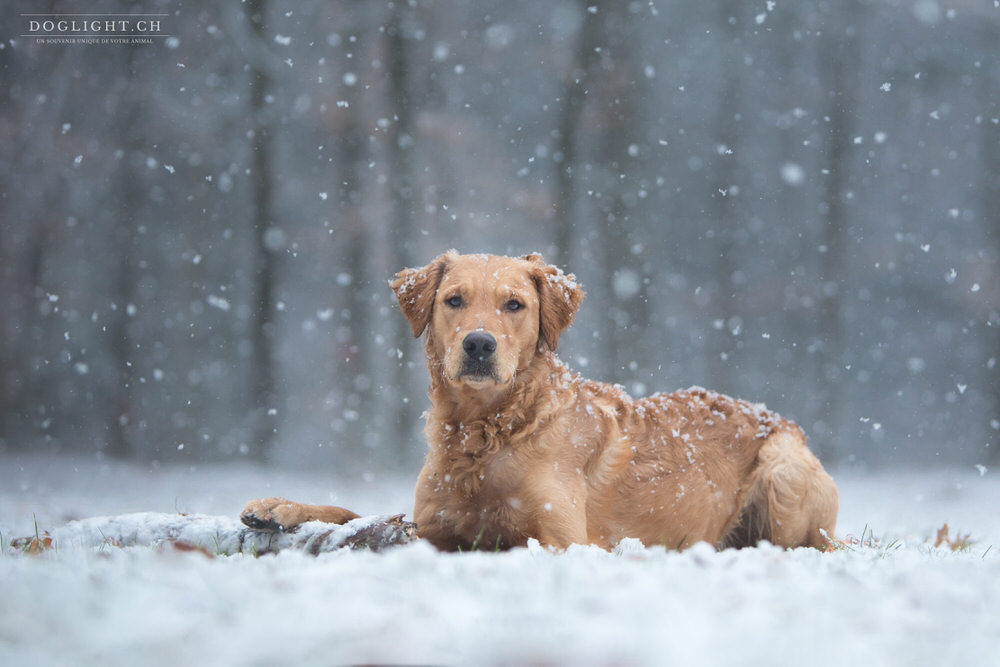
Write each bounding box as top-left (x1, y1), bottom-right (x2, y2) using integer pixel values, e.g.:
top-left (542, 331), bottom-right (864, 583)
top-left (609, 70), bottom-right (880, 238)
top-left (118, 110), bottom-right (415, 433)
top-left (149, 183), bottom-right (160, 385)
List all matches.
top-left (456, 359), bottom-right (502, 385)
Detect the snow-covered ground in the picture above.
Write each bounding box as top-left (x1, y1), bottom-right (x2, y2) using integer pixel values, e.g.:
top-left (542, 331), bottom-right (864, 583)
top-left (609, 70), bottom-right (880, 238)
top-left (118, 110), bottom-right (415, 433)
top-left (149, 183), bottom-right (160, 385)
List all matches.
top-left (2, 453), bottom-right (998, 665)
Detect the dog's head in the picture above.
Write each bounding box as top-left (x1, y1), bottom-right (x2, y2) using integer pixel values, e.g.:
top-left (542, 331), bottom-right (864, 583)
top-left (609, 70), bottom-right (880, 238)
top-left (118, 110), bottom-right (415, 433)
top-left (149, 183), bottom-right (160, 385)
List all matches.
top-left (390, 251), bottom-right (584, 391)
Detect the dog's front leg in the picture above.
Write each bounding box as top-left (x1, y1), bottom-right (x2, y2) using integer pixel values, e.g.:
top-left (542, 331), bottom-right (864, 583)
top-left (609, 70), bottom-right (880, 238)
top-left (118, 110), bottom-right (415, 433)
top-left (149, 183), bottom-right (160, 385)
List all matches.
top-left (534, 506), bottom-right (589, 549)
top-left (240, 497), bottom-right (360, 532)
top-left (529, 477), bottom-right (590, 549)
top-left (535, 524), bottom-right (588, 550)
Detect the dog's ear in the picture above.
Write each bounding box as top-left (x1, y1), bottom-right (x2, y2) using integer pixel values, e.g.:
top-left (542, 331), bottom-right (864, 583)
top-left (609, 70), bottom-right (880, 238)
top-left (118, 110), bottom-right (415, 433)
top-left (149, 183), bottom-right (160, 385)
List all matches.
top-left (389, 252), bottom-right (453, 337)
top-left (523, 254), bottom-right (585, 351)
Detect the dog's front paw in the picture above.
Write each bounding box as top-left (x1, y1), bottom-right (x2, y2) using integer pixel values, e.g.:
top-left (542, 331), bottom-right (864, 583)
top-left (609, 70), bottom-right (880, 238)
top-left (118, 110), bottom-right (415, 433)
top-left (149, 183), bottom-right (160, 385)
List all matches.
top-left (240, 497), bottom-right (303, 532)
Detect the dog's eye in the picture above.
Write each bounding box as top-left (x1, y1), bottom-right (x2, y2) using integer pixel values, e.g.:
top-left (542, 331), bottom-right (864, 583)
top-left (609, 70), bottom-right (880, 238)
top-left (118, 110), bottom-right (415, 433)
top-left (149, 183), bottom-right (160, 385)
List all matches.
top-left (505, 299), bottom-right (524, 312)
top-left (445, 295), bottom-right (463, 308)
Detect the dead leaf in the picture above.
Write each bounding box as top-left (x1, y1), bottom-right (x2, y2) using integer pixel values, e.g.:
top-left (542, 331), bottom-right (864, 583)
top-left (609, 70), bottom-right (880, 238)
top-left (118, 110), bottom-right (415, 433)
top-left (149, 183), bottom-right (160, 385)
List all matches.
top-left (934, 523), bottom-right (972, 551)
top-left (160, 539), bottom-right (215, 558)
top-left (10, 532), bottom-right (54, 555)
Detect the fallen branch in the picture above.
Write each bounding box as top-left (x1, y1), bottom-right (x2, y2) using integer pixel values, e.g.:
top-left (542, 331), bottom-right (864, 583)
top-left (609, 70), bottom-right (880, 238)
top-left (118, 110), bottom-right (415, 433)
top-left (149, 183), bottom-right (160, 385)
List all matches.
top-left (11, 512), bottom-right (417, 556)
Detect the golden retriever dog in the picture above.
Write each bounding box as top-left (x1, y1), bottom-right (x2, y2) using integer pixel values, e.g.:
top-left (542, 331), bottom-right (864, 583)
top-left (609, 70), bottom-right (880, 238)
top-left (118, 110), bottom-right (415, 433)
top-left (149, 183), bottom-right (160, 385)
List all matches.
top-left (243, 251), bottom-right (837, 551)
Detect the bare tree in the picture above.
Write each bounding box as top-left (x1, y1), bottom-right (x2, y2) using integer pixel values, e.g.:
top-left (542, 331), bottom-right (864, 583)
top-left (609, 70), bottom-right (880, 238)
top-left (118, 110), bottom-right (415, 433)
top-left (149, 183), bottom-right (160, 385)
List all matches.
top-left (0, 33), bottom-right (10, 446)
top-left (0, 46), bottom-right (75, 450)
top-left (552, 0), bottom-right (602, 272)
top-left (980, 18), bottom-right (1000, 464)
top-left (707, 0), bottom-right (745, 395)
top-left (336, 10), bottom-right (373, 456)
top-left (384, 3), bottom-right (420, 458)
top-left (106, 44), bottom-right (147, 459)
top-left (814, 1), bottom-right (864, 460)
top-left (588, 5), bottom-right (650, 383)
top-left (246, 0), bottom-right (279, 462)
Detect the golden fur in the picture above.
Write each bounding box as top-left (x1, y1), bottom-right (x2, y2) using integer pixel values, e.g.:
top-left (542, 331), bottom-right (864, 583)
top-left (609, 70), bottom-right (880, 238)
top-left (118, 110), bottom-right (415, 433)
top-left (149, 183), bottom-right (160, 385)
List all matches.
top-left (243, 251), bottom-right (837, 551)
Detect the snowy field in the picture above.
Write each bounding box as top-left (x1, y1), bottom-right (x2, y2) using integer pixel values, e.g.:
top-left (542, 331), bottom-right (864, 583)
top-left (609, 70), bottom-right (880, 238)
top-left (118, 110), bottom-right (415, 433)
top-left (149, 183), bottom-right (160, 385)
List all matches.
top-left (2, 453), bottom-right (998, 666)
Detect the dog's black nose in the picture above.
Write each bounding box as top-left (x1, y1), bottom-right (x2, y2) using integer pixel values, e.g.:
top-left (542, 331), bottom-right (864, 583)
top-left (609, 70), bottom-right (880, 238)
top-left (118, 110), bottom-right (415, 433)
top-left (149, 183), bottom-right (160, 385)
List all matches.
top-left (463, 332), bottom-right (497, 360)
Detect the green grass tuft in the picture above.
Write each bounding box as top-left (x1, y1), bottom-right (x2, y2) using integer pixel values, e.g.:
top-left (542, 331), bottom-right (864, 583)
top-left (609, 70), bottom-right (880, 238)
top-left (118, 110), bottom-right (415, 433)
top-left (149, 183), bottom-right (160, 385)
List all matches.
top-left (470, 524), bottom-right (487, 551)
top-left (822, 524), bottom-right (902, 557)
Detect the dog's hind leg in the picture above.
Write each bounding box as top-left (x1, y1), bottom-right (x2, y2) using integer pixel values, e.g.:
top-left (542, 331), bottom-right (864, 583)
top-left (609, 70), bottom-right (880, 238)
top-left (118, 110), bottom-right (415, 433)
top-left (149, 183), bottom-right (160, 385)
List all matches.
top-left (721, 429), bottom-right (838, 549)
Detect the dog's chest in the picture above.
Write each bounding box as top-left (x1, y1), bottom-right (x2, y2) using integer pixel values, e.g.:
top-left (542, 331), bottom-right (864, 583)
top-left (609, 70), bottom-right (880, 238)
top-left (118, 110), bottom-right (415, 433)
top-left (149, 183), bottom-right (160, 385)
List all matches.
top-left (442, 422), bottom-right (530, 488)
top-left (425, 425), bottom-right (537, 548)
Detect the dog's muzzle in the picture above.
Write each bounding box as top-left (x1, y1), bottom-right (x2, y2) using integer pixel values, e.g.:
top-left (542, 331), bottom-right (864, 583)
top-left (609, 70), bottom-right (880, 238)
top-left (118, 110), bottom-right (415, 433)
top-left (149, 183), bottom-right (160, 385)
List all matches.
top-left (459, 332), bottom-right (499, 381)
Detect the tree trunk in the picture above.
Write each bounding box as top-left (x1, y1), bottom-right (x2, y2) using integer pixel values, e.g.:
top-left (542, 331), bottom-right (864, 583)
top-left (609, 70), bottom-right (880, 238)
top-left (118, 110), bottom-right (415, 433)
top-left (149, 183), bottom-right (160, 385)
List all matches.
top-left (708, 0), bottom-right (744, 396)
top-left (385, 5), bottom-right (419, 460)
top-left (552, 0), bottom-right (602, 271)
top-left (1, 49), bottom-right (70, 450)
top-left (562, 3), bottom-right (650, 384)
top-left (980, 20), bottom-right (1000, 464)
top-left (815, 2), bottom-right (863, 461)
top-left (341, 111), bottom-right (373, 452)
top-left (106, 45), bottom-right (145, 460)
top-left (246, 0), bottom-right (278, 463)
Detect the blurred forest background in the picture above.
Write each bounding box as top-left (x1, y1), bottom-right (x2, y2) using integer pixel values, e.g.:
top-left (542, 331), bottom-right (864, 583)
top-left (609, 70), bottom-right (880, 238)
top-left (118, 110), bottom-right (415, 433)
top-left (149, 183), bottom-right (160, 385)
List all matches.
top-left (0, 0), bottom-right (997, 475)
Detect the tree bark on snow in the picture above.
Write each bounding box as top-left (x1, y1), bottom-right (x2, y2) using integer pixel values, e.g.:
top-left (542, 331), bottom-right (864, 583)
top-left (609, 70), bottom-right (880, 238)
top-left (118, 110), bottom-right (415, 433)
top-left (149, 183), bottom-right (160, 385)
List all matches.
top-left (17, 512), bottom-right (417, 556)
top-left (246, 0), bottom-right (279, 463)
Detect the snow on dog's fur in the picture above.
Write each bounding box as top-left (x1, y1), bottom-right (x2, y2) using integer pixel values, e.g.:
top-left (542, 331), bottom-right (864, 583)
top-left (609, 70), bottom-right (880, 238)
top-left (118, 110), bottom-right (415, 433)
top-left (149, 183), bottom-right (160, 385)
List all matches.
top-left (245, 251), bottom-right (837, 551)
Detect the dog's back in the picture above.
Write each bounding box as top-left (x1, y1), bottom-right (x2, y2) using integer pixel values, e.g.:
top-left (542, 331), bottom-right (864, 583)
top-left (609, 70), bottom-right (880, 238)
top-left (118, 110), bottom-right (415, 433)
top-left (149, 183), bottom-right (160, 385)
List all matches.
top-left (577, 382), bottom-right (836, 549)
